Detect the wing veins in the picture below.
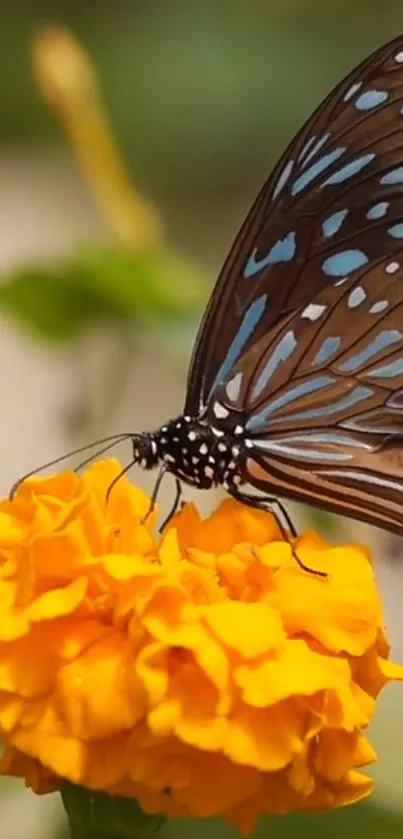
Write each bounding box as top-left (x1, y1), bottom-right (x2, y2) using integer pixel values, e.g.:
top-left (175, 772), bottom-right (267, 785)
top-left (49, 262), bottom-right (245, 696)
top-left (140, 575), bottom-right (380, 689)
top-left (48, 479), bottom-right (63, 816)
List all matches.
top-left (245, 257), bottom-right (403, 416)
top-left (186, 35), bottom-right (403, 416)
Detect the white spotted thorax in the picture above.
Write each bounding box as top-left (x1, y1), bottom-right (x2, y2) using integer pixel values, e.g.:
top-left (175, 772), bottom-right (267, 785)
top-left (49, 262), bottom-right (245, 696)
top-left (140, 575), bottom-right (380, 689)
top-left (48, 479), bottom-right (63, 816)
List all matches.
top-left (131, 417), bottom-right (246, 490)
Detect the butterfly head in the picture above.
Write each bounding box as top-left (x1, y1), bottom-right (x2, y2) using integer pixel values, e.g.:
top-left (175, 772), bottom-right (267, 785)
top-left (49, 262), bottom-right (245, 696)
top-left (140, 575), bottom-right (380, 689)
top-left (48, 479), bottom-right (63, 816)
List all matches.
top-left (130, 432), bottom-right (160, 471)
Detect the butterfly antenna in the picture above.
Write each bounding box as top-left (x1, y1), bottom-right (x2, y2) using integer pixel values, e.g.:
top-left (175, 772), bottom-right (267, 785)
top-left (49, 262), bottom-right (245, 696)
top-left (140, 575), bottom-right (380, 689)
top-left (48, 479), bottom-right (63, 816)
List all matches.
top-left (74, 437), bottom-right (133, 474)
top-left (9, 432), bottom-right (134, 500)
top-left (105, 457), bottom-right (137, 506)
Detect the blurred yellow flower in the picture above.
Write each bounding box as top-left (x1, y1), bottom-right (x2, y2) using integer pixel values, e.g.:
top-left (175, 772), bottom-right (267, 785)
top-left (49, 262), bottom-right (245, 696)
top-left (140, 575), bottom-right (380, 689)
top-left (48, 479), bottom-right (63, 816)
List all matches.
top-left (0, 459), bottom-right (401, 834)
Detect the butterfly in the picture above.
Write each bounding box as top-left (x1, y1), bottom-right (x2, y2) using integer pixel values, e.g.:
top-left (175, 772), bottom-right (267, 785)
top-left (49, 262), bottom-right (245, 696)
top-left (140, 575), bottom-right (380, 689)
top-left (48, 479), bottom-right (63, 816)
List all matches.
top-left (14, 34), bottom-right (403, 566)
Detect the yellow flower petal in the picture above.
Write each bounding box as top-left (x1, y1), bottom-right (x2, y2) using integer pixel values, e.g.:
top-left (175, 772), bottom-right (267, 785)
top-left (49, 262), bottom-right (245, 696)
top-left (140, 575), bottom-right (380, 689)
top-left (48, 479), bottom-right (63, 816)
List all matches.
top-left (224, 702), bottom-right (306, 771)
top-left (0, 458), bottom-right (400, 834)
top-left (273, 546), bottom-right (382, 655)
top-left (235, 639), bottom-right (350, 707)
top-left (203, 601), bottom-right (284, 658)
top-left (29, 576), bottom-right (87, 621)
top-left (56, 633), bottom-right (147, 738)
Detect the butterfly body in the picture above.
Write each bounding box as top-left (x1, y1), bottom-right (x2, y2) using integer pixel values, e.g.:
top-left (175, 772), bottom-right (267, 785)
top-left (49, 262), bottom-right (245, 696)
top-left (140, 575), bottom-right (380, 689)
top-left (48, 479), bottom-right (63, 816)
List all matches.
top-left (130, 35), bottom-right (403, 538)
top-left (133, 416), bottom-right (245, 491)
top-left (16, 35), bottom-right (403, 546)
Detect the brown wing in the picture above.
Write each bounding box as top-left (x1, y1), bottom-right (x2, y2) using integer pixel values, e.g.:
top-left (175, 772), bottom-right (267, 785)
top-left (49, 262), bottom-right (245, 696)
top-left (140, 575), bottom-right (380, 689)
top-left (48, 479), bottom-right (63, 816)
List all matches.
top-left (213, 251), bottom-right (403, 534)
top-left (185, 34), bottom-right (403, 420)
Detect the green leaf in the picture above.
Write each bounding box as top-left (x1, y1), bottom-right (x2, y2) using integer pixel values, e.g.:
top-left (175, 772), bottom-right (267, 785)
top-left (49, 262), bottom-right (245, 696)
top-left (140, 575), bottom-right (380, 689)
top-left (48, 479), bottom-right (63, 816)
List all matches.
top-left (0, 246), bottom-right (207, 343)
top-left (71, 247), bottom-right (208, 322)
top-left (0, 267), bottom-right (122, 342)
top-left (61, 783), bottom-right (165, 839)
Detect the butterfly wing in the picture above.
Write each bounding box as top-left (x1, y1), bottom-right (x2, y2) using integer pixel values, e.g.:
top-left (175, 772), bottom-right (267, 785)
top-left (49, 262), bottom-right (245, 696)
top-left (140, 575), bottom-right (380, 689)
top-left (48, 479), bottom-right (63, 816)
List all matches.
top-left (185, 34), bottom-right (403, 418)
top-left (210, 250), bottom-right (403, 533)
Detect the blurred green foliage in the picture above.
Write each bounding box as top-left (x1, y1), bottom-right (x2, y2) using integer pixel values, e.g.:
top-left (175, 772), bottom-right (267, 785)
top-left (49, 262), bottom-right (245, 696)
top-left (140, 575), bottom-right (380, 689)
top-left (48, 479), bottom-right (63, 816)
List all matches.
top-left (2, 0), bottom-right (403, 200)
top-left (58, 785), bottom-right (403, 839)
top-left (2, 0), bottom-right (403, 353)
top-left (162, 802), bottom-right (403, 839)
top-left (0, 248), bottom-right (206, 343)
top-left (2, 0), bottom-right (403, 360)
top-left (62, 784), bottom-right (166, 839)
top-left (51, 800), bottom-right (403, 839)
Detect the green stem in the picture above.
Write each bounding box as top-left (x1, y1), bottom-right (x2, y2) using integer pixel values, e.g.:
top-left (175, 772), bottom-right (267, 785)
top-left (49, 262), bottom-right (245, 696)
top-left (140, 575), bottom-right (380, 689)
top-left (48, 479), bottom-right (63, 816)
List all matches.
top-left (61, 782), bottom-right (166, 839)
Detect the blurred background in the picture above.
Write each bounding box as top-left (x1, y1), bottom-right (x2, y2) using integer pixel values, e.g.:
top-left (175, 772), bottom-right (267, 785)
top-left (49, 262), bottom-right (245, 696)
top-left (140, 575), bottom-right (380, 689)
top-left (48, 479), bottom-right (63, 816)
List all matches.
top-left (1, 1), bottom-right (403, 837)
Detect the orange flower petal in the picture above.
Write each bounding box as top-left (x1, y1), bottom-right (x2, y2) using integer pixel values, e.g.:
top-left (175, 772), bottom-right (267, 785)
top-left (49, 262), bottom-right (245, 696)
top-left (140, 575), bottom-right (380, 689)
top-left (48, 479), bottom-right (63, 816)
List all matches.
top-left (29, 576), bottom-right (88, 621)
top-left (0, 459), bottom-right (400, 834)
top-left (235, 639), bottom-right (350, 707)
top-left (203, 601), bottom-right (284, 658)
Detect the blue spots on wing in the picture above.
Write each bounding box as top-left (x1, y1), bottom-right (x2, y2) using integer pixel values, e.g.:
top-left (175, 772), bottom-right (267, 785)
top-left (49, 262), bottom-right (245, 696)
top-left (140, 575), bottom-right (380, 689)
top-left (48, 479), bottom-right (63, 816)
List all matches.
top-left (252, 434), bottom-right (354, 462)
top-left (274, 386), bottom-right (374, 424)
top-left (366, 201), bottom-right (389, 220)
top-left (368, 358), bottom-right (403, 378)
top-left (251, 331), bottom-right (297, 400)
top-left (370, 300), bottom-right (388, 314)
top-left (209, 294), bottom-right (268, 395)
top-left (355, 89), bottom-right (389, 110)
top-left (348, 286), bottom-right (366, 308)
top-left (272, 160), bottom-right (294, 200)
top-left (313, 336), bottom-right (341, 365)
top-left (322, 250), bottom-right (368, 278)
top-left (338, 329), bottom-right (403, 373)
top-left (245, 375), bottom-right (335, 429)
top-left (291, 147), bottom-right (346, 196)
top-left (381, 167), bottom-right (403, 185)
top-left (321, 153), bottom-right (375, 186)
top-left (388, 223), bottom-right (403, 239)
top-left (244, 232), bottom-right (297, 279)
top-left (321, 209), bottom-right (348, 238)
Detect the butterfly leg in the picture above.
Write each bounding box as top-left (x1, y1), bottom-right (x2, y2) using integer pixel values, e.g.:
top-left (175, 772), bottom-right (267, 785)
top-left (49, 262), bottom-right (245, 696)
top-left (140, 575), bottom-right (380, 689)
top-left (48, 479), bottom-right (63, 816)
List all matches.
top-left (159, 479), bottom-right (183, 531)
top-left (229, 486), bottom-right (326, 577)
top-left (229, 487), bottom-right (297, 537)
top-left (142, 464), bottom-right (168, 524)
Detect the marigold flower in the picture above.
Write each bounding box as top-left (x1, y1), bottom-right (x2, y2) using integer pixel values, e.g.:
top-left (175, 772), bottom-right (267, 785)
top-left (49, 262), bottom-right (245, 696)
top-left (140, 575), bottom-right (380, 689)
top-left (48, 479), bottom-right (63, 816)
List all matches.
top-left (0, 458), bottom-right (401, 834)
